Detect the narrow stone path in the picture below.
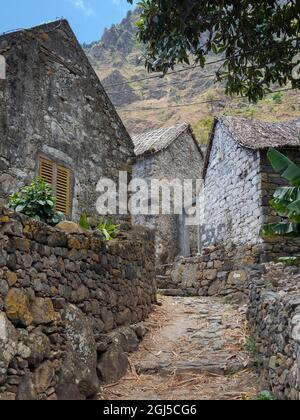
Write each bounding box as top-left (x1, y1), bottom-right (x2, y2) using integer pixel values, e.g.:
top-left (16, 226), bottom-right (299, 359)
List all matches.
top-left (100, 296), bottom-right (259, 400)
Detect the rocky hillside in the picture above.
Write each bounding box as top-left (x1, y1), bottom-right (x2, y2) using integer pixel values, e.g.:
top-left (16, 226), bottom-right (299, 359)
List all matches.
top-left (84, 8), bottom-right (300, 143)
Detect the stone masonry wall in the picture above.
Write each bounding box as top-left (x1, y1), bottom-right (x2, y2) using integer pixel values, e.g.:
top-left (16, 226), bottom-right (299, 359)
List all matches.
top-left (133, 129), bottom-right (203, 265)
top-left (158, 243), bottom-right (267, 301)
top-left (260, 149), bottom-right (300, 261)
top-left (0, 21), bottom-right (134, 220)
top-left (200, 122), bottom-right (262, 249)
top-left (248, 264), bottom-right (300, 400)
top-left (0, 207), bottom-right (156, 400)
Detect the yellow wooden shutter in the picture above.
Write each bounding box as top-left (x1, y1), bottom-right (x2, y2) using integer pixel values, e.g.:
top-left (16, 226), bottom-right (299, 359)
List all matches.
top-left (39, 157), bottom-right (54, 186)
top-left (39, 157), bottom-right (72, 217)
top-left (56, 165), bottom-right (71, 216)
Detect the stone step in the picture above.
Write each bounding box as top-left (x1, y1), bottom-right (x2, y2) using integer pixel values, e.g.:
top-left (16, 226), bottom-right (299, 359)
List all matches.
top-left (135, 356), bottom-right (249, 377)
top-left (158, 288), bottom-right (185, 297)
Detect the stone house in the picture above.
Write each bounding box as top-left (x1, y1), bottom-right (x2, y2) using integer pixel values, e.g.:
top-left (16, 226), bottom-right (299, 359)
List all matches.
top-left (0, 20), bottom-right (134, 220)
top-left (132, 123), bottom-right (204, 265)
top-left (200, 116), bottom-right (300, 261)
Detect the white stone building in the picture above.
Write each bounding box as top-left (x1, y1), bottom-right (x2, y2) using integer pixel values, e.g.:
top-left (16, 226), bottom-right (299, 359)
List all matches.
top-left (200, 116), bottom-right (300, 259)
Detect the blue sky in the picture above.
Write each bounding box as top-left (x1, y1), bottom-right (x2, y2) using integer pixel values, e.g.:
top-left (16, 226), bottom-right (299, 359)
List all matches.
top-left (0, 0), bottom-right (136, 43)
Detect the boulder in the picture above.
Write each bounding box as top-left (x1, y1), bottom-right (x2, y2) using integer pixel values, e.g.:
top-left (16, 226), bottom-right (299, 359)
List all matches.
top-left (56, 304), bottom-right (99, 400)
top-left (33, 360), bottom-right (55, 394)
top-left (5, 271), bottom-right (17, 287)
top-left (227, 270), bottom-right (247, 286)
top-left (17, 373), bottom-right (37, 401)
top-left (118, 327), bottom-right (139, 353)
top-left (30, 297), bottom-right (58, 326)
top-left (4, 289), bottom-right (33, 327)
top-left (56, 221), bottom-right (85, 235)
top-left (97, 344), bottom-right (128, 384)
top-left (0, 312), bottom-right (18, 385)
top-left (23, 331), bottom-right (51, 368)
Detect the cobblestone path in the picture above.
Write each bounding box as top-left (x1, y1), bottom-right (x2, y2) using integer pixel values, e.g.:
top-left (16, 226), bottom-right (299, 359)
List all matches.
top-left (101, 296), bottom-right (259, 400)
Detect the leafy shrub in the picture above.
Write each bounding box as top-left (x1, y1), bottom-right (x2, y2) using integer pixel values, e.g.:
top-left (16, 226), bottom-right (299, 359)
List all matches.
top-left (278, 256), bottom-right (299, 266)
top-left (256, 391), bottom-right (276, 401)
top-left (8, 178), bottom-right (65, 226)
top-left (78, 211), bottom-right (120, 241)
top-left (245, 337), bottom-right (257, 355)
top-left (97, 217), bottom-right (120, 241)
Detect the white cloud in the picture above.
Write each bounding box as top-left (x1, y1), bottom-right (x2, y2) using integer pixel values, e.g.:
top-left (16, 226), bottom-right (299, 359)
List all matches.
top-left (70, 0), bottom-right (95, 17)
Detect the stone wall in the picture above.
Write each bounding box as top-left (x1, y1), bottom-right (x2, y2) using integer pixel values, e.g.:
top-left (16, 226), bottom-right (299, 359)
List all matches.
top-left (248, 263), bottom-right (300, 400)
top-left (0, 20), bottom-right (134, 220)
top-left (260, 149), bottom-right (300, 260)
top-left (200, 121), bottom-right (300, 261)
top-left (200, 121), bottom-right (262, 249)
top-left (158, 243), bottom-right (266, 301)
top-left (0, 207), bottom-right (156, 400)
top-left (133, 129), bottom-right (203, 265)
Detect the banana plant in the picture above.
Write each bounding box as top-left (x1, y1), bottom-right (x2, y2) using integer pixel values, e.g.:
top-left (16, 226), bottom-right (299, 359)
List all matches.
top-left (261, 148), bottom-right (300, 238)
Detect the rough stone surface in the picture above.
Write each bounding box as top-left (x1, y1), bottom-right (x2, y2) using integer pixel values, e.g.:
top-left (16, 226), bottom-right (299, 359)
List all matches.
top-left (4, 289), bottom-right (33, 327)
top-left (0, 208), bottom-right (156, 400)
top-left (0, 313), bottom-right (18, 385)
top-left (101, 296), bottom-right (258, 400)
top-left (157, 243), bottom-right (265, 299)
top-left (0, 20), bottom-right (134, 221)
top-left (58, 304), bottom-right (99, 399)
top-left (200, 120), bottom-right (300, 259)
top-left (97, 344), bottom-right (129, 384)
top-left (132, 128), bottom-right (203, 265)
top-left (30, 298), bottom-right (57, 326)
top-left (248, 263), bottom-right (300, 400)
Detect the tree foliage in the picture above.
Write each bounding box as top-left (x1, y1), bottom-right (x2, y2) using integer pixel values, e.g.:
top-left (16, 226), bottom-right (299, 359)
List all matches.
top-left (127, 0), bottom-right (300, 101)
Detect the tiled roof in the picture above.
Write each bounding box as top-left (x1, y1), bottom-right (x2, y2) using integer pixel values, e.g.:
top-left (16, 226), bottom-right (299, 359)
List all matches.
top-left (132, 123), bottom-right (190, 156)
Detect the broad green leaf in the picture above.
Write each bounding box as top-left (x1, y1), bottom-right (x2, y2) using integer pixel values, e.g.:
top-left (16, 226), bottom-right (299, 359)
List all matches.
top-left (267, 148), bottom-right (300, 187)
top-left (79, 210), bottom-right (90, 230)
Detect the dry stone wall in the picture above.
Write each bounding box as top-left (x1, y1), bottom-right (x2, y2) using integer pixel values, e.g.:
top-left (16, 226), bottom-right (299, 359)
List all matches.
top-left (158, 243), bottom-right (267, 301)
top-left (248, 264), bottom-right (300, 400)
top-left (0, 206), bottom-right (156, 400)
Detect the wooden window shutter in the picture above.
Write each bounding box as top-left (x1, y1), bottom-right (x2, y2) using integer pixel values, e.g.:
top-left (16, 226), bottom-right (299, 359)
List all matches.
top-left (39, 157), bottom-right (54, 186)
top-left (39, 157), bottom-right (72, 217)
top-left (56, 165), bottom-right (71, 216)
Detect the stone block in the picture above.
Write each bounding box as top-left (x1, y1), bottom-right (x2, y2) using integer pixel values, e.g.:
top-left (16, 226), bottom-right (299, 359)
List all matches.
top-left (5, 289), bottom-right (33, 327)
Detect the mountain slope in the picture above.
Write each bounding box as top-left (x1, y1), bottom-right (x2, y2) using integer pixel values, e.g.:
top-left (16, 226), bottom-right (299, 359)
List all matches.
top-left (84, 8), bottom-right (300, 143)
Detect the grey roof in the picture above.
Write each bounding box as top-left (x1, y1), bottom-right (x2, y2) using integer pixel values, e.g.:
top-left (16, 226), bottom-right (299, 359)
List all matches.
top-left (219, 116), bottom-right (300, 150)
top-left (203, 116), bottom-right (300, 179)
top-left (132, 123), bottom-right (190, 156)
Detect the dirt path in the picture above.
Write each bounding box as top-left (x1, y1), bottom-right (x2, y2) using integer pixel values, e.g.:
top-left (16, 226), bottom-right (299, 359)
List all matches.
top-left (101, 296), bottom-right (259, 400)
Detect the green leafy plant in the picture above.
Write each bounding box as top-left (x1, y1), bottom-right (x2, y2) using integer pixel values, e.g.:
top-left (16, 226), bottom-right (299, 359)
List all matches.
top-left (261, 148), bottom-right (300, 238)
top-left (97, 217), bottom-right (120, 241)
top-left (79, 210), bottom-right (90, 230)
top-left (256, 391), bottom-right (276, 401)
top-left (245, 337), bottom-right (257, 355)
top-left (272, 92), bottom-right (283, 104)
top-left (8, 178), bottom-right (65, 226)
top-left (278, 256), bottom-right (299, 267)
